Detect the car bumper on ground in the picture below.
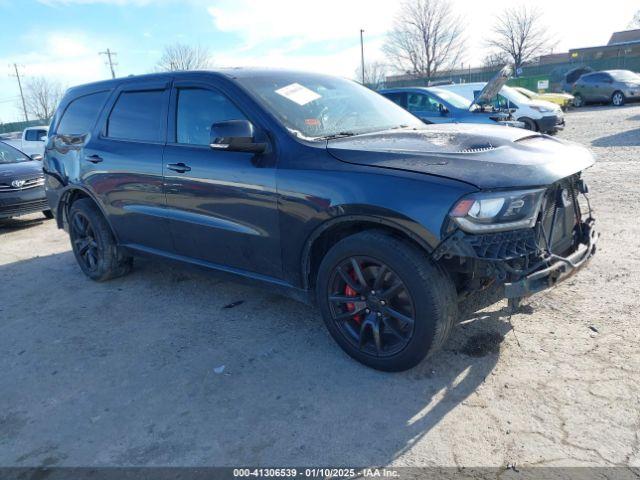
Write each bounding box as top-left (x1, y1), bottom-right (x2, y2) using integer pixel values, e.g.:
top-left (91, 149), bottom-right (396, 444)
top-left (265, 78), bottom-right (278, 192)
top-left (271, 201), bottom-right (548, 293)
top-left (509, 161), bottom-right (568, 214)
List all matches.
top-left (0, 186), bottom-right (49, 219)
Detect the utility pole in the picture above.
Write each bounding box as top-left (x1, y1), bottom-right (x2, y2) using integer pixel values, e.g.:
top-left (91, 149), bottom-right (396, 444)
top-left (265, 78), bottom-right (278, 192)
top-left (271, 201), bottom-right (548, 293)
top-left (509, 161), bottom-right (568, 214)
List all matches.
top-left (360, 29), bottom-right (365, 85)
top-left (10, 63), bottom-right (28, 122)
top-left (99, 49), bottom-right (117, 79)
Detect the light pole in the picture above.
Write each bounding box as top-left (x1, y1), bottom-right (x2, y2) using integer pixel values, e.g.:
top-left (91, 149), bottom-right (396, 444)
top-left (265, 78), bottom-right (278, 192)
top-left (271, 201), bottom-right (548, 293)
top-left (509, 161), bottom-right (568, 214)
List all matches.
top-left (360, 29), bottom-right (365, 85)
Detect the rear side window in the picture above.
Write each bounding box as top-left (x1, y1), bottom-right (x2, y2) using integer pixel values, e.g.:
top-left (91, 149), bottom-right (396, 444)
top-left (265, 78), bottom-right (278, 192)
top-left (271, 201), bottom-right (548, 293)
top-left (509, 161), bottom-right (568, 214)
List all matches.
top-left (107, 90), bottom-right (165, 142)
top-left (25, 129), bottom-right (47, 141)
top-left (176, 88), bottom-right (246, 146)
top-left (57, 91), bottom-right (109, 135)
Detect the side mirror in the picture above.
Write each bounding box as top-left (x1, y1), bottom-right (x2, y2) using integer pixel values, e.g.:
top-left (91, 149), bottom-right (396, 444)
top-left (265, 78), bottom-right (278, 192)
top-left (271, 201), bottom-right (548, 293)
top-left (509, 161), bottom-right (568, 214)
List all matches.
top-left (40, 135), bottom-right (47, 142)
top-left (438, 103), bottom-right (449, 115)
top-left (210, 120), bottom-right (266, 154)
top-left (30, 154), bottom-right (43, 161)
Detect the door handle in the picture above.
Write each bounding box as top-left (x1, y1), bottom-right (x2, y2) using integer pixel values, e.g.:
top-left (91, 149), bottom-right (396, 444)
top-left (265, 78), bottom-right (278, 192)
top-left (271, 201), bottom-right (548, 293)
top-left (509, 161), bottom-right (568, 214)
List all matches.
top-left (166, 162), bottom-right (191, 173)
top-left (84, 154), bottom-right (103, 163)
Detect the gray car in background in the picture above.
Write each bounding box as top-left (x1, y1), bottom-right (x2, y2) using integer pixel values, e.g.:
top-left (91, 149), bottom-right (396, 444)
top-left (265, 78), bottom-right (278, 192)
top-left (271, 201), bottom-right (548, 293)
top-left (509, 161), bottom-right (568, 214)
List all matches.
top-left (572, 70), bottom-right (640, 107)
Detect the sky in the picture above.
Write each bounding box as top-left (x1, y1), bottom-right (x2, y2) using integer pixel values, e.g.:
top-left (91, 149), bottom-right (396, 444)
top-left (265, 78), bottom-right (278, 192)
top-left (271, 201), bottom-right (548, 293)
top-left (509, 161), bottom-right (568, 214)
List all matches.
top-left (0, 0), bottom-right (637, 123)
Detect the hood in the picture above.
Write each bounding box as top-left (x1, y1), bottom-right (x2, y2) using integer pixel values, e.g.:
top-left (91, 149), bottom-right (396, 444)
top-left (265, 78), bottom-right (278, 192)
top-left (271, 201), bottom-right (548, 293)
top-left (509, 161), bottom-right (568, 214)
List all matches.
top-left (327, 124), bottom-right (595, 190)
top-left (473, 66), bottom-right (511, 107)
top-left (0, 160), bottom-right (43, 182)
top-left (530, 99), bottom-right (561, 112)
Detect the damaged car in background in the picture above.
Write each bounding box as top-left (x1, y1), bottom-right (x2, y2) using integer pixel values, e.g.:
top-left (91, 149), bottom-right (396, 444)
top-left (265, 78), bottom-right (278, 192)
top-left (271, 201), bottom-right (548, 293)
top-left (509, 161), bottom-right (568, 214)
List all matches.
top-left (43, 69), bottom-right (597, 371)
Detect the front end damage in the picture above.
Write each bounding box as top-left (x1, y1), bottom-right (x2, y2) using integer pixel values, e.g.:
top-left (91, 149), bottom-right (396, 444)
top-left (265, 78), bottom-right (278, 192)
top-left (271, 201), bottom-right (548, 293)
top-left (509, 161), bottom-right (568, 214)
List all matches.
top-left (433, 174), bottom-right (598, 304)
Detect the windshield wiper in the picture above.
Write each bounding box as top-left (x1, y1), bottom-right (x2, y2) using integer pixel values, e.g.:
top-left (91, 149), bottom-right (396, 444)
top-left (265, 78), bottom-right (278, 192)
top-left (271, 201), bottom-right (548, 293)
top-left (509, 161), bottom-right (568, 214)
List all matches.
top-left (316, 131), bottom-right (357, 140)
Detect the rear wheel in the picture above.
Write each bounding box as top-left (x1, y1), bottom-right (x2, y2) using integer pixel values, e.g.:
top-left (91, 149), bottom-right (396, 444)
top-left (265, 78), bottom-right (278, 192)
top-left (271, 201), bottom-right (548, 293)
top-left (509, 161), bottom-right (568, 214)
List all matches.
top-left (316, 231), bottom-right (457, 371)
top-left (612, 91), bottom-right (625, 107)
top-left (68, 198), bottom-right (132, 281)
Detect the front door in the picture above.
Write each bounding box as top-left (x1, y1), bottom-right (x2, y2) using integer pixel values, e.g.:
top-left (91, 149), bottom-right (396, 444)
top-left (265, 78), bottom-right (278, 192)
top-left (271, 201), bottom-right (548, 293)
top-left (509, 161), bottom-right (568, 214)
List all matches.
top-left (407, 92), bottom-right (449, 124)
top-left (163, 80), bottom-right (281, 278)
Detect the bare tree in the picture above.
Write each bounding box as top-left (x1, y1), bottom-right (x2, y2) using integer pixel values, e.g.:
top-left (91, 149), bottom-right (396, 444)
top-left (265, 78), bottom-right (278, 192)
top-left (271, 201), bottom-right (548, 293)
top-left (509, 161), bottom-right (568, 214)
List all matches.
top-left (482, 52), bottom-right (510, 70)
top-left (22, 77), bottom-right (64, 121)
top-left (486, 6), bottom-right (557, 73)
top-left (355, 61), bottom-right (389, 89)
top-left (629, 10), bottom-right (640, 29)
top-left (383, 0), bottom-right (465, 79)
top-left (155, 43), bottom-right (212, 71)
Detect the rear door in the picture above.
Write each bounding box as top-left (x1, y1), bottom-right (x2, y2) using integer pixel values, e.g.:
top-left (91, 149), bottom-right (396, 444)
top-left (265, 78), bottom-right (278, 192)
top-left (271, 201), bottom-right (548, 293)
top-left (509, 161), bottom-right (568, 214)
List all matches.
top-left (86, 79), bottom-right (173, 252)
top-left (162, 78), bottom-right (281, 278)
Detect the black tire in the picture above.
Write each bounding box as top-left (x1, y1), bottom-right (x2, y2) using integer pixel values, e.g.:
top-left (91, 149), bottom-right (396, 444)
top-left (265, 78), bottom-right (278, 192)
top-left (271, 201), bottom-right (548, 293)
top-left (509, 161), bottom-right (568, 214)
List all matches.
top-left (42, 210), bottom-right (54, 219)
top-left (519, 117), bottom-right (537, 131)
top-left (68, 198), bottom-right (132, 281)
top-left (612, 91), bottom-right (625, 107)
top-left (316, 230), bottom-right (457, 372)
top-left (573, 93), bottom-right (584, 108)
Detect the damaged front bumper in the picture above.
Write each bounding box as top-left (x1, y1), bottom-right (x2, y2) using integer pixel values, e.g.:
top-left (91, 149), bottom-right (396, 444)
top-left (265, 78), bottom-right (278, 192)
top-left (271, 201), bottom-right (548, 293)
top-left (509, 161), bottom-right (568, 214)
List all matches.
top-left (503, 219), bottom-right (597, 298)
top-left (433, 218), bottom-right (598, 300)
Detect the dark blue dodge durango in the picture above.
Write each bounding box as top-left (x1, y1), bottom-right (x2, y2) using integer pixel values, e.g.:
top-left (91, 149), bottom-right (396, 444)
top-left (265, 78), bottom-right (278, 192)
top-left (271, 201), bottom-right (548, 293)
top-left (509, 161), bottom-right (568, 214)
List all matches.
top-left (44, 69), bottom-right (598, 371)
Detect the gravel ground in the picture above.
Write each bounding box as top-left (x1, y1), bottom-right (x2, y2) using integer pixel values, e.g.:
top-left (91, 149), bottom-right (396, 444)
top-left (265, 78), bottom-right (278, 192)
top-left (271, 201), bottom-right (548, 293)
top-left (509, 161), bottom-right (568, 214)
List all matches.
top-left (1, 105), bottom-right (638, 468)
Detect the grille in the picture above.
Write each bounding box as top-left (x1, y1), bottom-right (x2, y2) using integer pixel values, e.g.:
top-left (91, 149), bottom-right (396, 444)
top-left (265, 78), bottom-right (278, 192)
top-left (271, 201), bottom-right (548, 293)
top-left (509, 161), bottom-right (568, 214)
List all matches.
top-left (537, 176), bottom-right (581, 255)
top-left (0, 176), bottom-right (45, 192)
top-left (463, 228), bottom-right (538, 260)
top-left (0, 199), bottom-right (49, 218)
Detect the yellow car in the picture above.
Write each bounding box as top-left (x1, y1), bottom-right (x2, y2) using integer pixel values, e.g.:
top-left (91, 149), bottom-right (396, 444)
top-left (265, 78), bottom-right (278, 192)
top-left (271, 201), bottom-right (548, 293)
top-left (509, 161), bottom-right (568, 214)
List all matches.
top-left (513, 87), bottom-right (575, 111)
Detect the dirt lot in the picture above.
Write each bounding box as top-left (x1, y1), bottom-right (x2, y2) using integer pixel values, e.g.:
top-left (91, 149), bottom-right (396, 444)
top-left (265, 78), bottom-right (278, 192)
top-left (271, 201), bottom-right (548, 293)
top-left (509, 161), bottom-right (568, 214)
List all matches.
top-left (1, 105), bottom-right (639, 468)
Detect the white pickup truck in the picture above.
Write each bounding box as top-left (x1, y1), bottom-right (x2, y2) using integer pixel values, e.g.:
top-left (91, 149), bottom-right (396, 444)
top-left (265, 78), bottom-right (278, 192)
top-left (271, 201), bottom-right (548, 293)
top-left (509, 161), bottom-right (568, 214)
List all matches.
top-left (2, 125), bottom-right (49, 158)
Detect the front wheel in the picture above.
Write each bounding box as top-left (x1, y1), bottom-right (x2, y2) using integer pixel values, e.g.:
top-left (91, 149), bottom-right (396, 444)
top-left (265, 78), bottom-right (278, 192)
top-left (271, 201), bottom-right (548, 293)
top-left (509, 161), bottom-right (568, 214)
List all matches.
top-left (519, 117), bottom-right (538, 131)
top-left (573, 94), bottom-right (584, 108)
top-left (612, 91), bottom-right (625, 107)
top-left (316, 231), bottom-right (457, 371)
top-left (68, 198), bottom-right (132, 281)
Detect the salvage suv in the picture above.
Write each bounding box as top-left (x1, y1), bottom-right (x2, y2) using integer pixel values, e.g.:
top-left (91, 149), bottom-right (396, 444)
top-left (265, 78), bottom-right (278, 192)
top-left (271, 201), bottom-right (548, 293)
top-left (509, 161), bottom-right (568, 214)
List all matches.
top-left (43, 69), bottom-right (598, 371)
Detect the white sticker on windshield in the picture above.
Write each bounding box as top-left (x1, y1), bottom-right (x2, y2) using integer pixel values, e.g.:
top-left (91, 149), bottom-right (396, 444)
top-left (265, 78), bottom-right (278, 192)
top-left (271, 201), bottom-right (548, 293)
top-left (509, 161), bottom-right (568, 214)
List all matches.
top-left (275, 83), bottom-right (321, 106)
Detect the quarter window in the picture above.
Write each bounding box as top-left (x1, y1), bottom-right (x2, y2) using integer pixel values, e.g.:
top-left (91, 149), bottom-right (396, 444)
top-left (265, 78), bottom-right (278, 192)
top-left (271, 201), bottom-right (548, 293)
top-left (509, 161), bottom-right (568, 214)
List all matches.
top-left (176, 88), bottom-right (246, 146)
top-left (57, 91), bottom-right (110, 135)
top-left (106, 90), bottom-right (165, 142)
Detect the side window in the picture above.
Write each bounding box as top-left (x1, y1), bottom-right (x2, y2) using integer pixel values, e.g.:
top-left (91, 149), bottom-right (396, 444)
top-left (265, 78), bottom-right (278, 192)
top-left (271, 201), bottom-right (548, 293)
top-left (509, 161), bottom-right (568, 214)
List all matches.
top-left (106, 90), bottom-right (165, 142)
top-left (407, 93), bottom-right (439, 113)
top-left (57, 91), bottom-right (110, 135)
top-left (176, 88), bottom-right (246, 146)
top-left (25, 129), bottom-right (47, 141)
top-left (383, 92), bottom-right (407, 108)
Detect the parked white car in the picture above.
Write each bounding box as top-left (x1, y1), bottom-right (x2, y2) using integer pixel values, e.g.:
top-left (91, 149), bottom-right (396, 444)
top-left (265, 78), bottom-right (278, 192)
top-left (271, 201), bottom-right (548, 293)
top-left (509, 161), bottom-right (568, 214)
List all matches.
top-left (3, 126), bottom-right (49, 158)
top-left (439, 83), bottom-right (565, 134)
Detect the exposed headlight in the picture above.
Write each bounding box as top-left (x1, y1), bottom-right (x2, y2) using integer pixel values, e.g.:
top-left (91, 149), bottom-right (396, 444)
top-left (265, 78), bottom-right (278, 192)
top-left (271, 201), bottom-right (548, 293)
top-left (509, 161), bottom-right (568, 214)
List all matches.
top-left (449, 189), bottom-right (545, 233)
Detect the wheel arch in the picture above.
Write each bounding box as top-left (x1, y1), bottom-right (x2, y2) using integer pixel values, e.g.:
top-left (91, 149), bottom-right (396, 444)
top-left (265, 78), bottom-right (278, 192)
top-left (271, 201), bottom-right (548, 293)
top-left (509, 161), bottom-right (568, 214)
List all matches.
top-left (57, 186), bottom-right (119, 243)
top-left (301, 214), bottom-right (436, 291)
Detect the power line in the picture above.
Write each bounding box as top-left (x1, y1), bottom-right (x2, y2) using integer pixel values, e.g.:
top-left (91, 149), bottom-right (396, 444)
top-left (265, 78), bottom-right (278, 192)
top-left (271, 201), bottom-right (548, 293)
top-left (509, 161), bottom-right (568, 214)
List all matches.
top-left (99, 49), bottom-right (118, 79)
top-left (9, 63), bottom-right (28, 122)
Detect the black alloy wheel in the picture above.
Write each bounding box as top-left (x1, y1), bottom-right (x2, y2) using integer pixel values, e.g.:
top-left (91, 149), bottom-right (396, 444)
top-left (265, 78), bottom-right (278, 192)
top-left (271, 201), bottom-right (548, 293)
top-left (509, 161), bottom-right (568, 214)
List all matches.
top-left (70, 210), bottom-right (100, 272)
top-left (327, 256), bottom-right (415, 357)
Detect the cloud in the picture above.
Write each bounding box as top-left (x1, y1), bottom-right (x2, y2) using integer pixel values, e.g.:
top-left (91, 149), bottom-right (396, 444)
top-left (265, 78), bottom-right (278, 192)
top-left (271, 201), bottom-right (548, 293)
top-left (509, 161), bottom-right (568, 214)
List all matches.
top-left (207, 0), bottom-right (397, 47)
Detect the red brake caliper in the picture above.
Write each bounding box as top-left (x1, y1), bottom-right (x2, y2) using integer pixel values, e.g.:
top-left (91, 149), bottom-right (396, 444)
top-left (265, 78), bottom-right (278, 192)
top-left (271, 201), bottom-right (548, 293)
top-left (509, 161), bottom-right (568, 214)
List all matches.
top-left (345, 271), bottom-right (363, 324)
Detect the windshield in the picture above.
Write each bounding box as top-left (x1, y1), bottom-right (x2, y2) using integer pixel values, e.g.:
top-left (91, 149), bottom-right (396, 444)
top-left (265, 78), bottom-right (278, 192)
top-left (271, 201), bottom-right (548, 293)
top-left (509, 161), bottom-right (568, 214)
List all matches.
top-left (428, 88), bottom-right (472, 109)
top-left (235, 72), bottom-right (423, 139)
top-left (0, 141), bottom-right (30, 164)
top-left (609, 70), bottom-right (640, 82)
